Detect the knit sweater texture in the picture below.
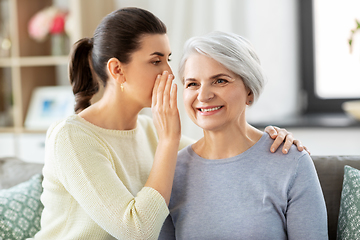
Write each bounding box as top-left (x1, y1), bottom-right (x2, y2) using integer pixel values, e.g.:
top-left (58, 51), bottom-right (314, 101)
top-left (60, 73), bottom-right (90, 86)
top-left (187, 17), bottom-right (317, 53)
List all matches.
top-left (159, 132), bottom-right (328, 240)
top-left (30, 114), bottom-right (193, 240)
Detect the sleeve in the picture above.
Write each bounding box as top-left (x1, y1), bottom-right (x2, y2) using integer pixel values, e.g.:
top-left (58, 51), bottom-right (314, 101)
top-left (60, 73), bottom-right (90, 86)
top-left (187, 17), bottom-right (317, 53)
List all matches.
top-left (286, 153), bottom-right (328, 240)
top-left (52, 124), bottom-right (169, 240)
top-left (158, 215), bottom-right (176, 240)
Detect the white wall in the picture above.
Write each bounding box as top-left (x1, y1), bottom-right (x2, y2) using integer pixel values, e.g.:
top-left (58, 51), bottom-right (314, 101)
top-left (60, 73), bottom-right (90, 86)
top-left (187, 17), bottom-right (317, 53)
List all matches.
top-left (243, 0), bottom-right (301, 124)
top-left (116, 0), bottom-right (300, 140)
top-left (4, 1), bottom-right (358, 163)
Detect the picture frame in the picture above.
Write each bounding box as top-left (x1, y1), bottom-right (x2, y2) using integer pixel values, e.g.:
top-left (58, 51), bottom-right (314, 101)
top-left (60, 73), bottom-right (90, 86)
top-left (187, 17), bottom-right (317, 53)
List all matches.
top-left (25, 86), bottom-right (75, 130)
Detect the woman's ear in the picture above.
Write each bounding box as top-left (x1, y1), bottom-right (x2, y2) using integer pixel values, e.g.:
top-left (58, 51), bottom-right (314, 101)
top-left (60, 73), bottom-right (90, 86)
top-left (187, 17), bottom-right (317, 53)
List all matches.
top-left (246, 89), bottom-right (254, 105)
top-left (107, 58), bottom-right (124, 83)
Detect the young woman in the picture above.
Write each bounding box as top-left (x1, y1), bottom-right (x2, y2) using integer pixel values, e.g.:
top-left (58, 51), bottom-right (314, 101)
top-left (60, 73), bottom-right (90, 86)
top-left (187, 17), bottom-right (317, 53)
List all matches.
top-left (159, 31), bottom-right (328, 239)
top-left (31, 8), bottom-right (307, 240)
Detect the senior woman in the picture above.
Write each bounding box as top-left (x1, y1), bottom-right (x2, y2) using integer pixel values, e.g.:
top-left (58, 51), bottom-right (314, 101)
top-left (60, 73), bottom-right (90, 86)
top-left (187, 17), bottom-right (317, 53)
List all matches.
top-left (159, 31), bottom-right (328, 239)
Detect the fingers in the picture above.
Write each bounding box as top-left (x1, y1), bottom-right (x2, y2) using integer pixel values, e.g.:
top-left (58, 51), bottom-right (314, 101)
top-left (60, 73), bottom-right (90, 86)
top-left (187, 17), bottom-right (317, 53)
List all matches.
top-left (303, 145), bottom-right (311, 155)
top-left (293, 140), bottom-right (304, 152)
top-left (264, 125), bottom-right (277, 139)
top-left (269, 127), bottom-right (286, 153)
top-left (281, 133), bottom-right (294, 154)
top-left (153, 71), bottom-right (173, 108)
top-left (270, 137), bottom-right (282, 153)
top-left (152, 74), bottom-right (161, 108)
top-left (163, 72), bottom-right (174, 106)
top-left (170, 83), bottom-right (178, 109)
top-left (151, 71), bottom-right (181, 141)
top-left (156, 72), bottom-right (168, 107)
top-left (267, 126), bottom-right (310, 155)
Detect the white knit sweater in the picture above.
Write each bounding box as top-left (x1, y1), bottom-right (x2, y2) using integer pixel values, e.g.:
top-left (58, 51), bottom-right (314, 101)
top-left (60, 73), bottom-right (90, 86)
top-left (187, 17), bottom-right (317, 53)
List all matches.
top-left (30, 114), bottom-right (193, 240)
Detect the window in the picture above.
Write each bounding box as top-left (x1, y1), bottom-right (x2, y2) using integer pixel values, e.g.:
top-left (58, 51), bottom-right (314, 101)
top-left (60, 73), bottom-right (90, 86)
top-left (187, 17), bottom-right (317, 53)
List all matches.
top-left (299, 0), bottom-right (360, 113)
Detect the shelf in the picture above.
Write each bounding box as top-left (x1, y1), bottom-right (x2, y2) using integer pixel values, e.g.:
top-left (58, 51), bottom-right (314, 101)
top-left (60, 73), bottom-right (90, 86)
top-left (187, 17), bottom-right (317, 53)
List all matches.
top-left (0, 0), bottom-right (114, 136)
top-left (0, 126), bottom-right (46, 133)
top-left (0, 56), bottom-right (69, 67)
top-left (0, 58), bottom-right (12, 67)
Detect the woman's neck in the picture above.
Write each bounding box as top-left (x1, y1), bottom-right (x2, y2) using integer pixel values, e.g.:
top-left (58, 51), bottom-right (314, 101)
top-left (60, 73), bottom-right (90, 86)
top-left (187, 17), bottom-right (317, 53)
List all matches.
top-left (192, 123), bottom-right (263, 160)
top-left (79, 87), bottom-right (140, 131)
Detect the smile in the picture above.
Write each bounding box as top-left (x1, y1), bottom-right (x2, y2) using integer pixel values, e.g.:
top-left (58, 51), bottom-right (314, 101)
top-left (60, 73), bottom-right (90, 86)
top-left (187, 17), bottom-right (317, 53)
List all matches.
top-left (199, 106), bottom-right (223, 112)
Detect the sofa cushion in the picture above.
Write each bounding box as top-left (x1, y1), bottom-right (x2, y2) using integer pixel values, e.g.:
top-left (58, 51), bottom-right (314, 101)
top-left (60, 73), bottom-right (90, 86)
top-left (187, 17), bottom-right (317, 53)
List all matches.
top-left (337, 165), bottom-right (360, 240)
top-left (0, 174), bottom-right (43, 240)
top-left (0, 158), bottom-right (43, 189)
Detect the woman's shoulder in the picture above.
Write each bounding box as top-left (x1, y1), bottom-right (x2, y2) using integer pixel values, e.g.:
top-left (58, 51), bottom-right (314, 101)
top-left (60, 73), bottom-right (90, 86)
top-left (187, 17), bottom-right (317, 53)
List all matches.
top-left (46, 114), bottom-right (99, 142)
top-left (261, 133), bottom-right (309, 159)
top-left (46, 114), bottom-right (76, 135)
top-left (176, 145), bottom-right (198, 171)
top-left (255, 133), bottom-right (312, 172)
top-left (175, 146), bottom-right (191, 165)
top-left (178, 145), bottom-right (192, 157)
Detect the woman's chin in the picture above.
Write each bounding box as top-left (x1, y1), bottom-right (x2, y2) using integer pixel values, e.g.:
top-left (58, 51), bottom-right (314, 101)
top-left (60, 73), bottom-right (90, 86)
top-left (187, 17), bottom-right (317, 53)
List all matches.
top-left (194, 121), bottom-right (224, 133)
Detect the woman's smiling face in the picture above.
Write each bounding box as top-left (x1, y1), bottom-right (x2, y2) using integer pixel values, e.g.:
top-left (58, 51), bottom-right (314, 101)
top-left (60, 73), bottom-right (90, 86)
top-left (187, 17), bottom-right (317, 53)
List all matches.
top-left (183, 53), bottom-right (252, 132)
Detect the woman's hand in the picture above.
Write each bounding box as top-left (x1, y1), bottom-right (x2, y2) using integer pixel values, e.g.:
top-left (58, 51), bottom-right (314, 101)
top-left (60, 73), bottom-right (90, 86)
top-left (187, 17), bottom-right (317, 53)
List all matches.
top-left (151, 71), bottom-right (181, 142)
top-left (264, 126), bottom-right (310, 155)
top-left (147, 71), bottom-right (181, 205)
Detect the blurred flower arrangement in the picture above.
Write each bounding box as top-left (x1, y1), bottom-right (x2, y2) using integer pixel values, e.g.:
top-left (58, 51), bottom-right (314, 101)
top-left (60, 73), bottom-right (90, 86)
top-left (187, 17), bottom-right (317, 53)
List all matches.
top-left (28, 6), bottom-right (70, 55)
top-left (349, 19), bottom-right (360, 53)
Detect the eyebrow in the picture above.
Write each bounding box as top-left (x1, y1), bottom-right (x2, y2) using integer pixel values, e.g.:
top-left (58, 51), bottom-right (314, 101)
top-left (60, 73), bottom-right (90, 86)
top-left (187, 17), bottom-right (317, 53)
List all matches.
top-left (184, 78), bottom-right (195, 82)
top-left (210, 73), bottom-right (232, 79)
top-left (150, 52), bottom-right (172, 57)
top-left (185, 73), bottom-right (232, 82)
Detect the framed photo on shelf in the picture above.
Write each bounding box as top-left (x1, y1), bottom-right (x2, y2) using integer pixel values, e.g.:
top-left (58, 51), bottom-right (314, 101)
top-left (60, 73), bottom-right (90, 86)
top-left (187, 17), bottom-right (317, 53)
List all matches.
top-left (25, 86), bottom-right (75, 130)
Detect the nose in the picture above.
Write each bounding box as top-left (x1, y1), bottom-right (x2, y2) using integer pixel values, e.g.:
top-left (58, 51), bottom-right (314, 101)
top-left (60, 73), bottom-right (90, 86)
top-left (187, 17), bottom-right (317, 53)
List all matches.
top-left (197, 85), bottom-right (215, 102)
top-left (164, 61), bottom-right (173, 75)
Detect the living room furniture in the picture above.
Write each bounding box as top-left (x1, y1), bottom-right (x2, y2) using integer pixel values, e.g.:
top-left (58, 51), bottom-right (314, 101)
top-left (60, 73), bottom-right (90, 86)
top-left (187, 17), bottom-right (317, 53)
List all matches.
top-left (312, 155), bottom-right (360, 239)
top-left (1, 155), bottom-right (360, 239)
top-left (0, 0), bottom-right (114, 132)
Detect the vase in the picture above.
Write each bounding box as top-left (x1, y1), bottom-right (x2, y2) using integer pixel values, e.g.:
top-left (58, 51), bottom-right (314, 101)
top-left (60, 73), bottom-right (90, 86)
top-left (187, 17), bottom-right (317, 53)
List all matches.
top-left (51, 34), bottom-right (68, 56)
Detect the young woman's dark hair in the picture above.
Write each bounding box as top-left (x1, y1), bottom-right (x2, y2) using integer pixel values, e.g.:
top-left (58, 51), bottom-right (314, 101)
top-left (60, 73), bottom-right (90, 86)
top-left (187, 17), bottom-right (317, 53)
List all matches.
top-left (69, 7), bottom-right (167, 113)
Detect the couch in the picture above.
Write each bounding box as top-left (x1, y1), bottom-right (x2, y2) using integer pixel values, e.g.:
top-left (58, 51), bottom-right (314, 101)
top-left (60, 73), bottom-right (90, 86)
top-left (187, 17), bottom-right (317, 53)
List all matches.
top-left (312, 155), bottom-right (360, 239)
top-left (1, 156), bottom-right (360, 240)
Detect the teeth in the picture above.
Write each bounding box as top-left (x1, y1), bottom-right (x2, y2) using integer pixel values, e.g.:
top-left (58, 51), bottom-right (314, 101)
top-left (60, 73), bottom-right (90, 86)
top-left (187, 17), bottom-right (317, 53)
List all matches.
top-left (200, 106), bottom-right (221, 112)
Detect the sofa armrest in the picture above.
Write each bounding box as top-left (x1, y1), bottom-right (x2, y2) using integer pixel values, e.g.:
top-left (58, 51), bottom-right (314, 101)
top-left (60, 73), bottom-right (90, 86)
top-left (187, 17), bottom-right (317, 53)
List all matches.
top-left (312, 155), bottom-right (360, 239)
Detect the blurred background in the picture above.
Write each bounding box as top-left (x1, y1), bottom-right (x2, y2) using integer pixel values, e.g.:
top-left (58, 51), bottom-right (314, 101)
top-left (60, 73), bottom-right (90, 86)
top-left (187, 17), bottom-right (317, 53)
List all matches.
top-left (0, 0), bottom-right (359, 162)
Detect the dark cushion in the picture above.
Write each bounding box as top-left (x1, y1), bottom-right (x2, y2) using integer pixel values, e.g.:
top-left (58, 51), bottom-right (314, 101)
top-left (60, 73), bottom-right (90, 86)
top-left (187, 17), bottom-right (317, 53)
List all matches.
top-left (312, 156), bottom-right (360, 240)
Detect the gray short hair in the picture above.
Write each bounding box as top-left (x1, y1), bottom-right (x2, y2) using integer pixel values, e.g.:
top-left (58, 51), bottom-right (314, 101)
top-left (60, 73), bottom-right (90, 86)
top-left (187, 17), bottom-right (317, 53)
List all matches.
top-left (179, 31), bottom-right (265, 103)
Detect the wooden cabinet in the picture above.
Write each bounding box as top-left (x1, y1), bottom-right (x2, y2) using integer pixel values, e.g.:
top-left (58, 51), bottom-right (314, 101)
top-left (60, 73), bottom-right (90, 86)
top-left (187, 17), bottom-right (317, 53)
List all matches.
top-left (0, 0), bottom-right (114, 133)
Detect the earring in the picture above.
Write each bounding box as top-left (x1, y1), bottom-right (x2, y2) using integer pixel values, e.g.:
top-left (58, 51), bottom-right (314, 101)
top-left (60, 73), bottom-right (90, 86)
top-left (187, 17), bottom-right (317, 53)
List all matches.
top-left (120, 84), bottom-right (124, 92)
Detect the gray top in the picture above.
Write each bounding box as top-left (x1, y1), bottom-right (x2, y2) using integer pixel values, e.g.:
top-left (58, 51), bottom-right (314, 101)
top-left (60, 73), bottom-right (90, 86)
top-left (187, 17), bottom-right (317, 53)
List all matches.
top-left (159, 133), bottom-right (328, 240)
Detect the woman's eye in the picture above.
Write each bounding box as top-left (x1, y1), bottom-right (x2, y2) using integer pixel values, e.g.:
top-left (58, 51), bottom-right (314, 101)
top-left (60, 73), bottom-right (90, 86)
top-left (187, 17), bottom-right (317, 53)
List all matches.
top-left (152, 60), bottom-right (161, 65)
top-left (215, 79), bottom-right (228, 84)
top-left (186, 82), bottom-right (197, 88)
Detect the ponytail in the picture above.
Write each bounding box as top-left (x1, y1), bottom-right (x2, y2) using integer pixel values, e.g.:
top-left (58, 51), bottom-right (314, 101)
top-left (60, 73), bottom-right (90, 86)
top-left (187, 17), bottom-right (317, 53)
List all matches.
top-left (69, 38), bottom-right (99, 113)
